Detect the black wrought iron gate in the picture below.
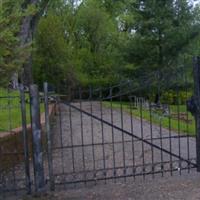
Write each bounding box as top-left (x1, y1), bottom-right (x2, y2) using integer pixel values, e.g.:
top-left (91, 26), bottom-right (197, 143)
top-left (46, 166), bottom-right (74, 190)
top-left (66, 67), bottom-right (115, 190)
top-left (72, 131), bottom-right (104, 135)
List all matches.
top-left (49, 85), bottom-right (196, 189)
top-left (47, 57), bottom-right (200, 189)
top-left (1, 57), bottom-right (200, 197)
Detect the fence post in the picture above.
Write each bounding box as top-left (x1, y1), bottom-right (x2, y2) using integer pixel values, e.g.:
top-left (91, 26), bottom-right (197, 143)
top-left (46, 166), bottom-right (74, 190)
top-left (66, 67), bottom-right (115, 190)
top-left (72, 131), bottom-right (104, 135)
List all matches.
top-left (44, 82), bottom-right (55, 191)
top-left (30, 84), bottom-right (45, 193)
top-left (193, 56), bottom-right (200, 172)
top-left (20, 84), bottom-right (31, 194)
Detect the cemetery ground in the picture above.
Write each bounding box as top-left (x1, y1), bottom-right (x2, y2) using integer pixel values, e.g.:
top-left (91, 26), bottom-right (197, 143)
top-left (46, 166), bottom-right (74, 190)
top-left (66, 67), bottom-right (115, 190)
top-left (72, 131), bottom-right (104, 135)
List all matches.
top-left (103, 101), bottom-right (195, 136)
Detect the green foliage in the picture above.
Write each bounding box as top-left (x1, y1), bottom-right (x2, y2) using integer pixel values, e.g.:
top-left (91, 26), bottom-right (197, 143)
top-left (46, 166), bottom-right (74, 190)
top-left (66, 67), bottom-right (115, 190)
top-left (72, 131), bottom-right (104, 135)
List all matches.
top-left (75, 0), bottom-right (120, 84)
top-left (125, 0), bottom-right (197, 73)
top-left (33, 13), bottom-right (73, 90)
top-left (160, 90), bottom-right (192, 105)
top-left (32, 0), bottom-right (200, 90)
top-left (0, 0), bottom-right (23, 86)
top-left (0, 0), bottom-right (35, 86)
top-left (33, 0), bottom-right (122, 89)
top-left (1, 0), bottom-right (198, 90)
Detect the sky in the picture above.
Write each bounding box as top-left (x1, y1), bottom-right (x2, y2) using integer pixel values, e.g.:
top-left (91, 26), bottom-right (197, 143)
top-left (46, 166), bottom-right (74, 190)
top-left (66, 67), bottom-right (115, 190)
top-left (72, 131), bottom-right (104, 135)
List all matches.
top-left (192, 0), bottom-right (200, 5)
top-left (74, 0), bottom-right (200, 7)
top-left (75, 0), bottom-right (200, 7)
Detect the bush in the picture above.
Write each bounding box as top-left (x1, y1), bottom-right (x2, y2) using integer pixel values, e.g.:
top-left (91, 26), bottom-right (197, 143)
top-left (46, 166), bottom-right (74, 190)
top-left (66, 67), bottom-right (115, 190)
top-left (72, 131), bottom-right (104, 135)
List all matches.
top-left (160, 90), bottom-right (192, 105)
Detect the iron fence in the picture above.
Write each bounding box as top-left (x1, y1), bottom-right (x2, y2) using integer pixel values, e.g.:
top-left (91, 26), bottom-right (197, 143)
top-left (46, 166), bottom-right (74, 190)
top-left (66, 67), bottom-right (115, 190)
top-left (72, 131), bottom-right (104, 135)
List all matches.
top-left (0, 86), bottom-right (31, 198)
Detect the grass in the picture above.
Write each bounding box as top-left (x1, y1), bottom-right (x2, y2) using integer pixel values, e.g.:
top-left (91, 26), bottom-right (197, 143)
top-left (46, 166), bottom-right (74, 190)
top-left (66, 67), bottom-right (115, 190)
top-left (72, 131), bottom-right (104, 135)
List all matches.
top-left (0, 88), bottom-right (44, 133)
top-left (103, 101), bottom-right (196, 136)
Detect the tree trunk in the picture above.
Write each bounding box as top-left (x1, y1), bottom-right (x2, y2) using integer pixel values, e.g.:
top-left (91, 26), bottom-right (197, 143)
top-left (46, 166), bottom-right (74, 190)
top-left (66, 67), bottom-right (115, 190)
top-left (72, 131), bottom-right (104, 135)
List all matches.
top-left (19, 0), bottom-right (38, 85)
top-left (19, 0), bottom-right (49, 86)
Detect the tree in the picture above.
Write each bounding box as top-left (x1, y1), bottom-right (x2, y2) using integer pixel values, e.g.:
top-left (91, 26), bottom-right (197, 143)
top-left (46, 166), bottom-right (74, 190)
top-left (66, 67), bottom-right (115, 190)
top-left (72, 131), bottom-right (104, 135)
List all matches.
top-left (0, 0), bottom-right (25, 86)
top-left (31, 0), bottom-right (200, 90)
top-left (33, 0), bottom-right (80, 90)
top-left (74, 0), bottom-right (121, 86)
top-left (19, 0), bottom-right (50, 85)
top-left (33, 13), bottom-right (74, 90)
top-left (125, 0), bottom-right (199, 77)
top-left (0, 0), bottom-right (50, 86)
top-left (33, 0), bottom-right (122, 88)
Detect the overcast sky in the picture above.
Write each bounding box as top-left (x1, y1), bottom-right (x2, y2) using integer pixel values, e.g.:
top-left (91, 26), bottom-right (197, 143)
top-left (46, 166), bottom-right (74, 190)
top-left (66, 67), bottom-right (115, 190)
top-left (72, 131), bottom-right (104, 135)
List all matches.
top-left (192, 0), bottom-right (200, 5)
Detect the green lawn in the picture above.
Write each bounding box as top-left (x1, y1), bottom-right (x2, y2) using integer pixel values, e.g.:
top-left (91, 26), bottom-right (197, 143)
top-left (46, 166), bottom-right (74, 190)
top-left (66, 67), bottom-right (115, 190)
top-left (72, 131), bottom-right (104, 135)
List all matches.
top-left (103, 101), bottom-right (196, 136)
top-left (0, 88), bottom-right (44, 133)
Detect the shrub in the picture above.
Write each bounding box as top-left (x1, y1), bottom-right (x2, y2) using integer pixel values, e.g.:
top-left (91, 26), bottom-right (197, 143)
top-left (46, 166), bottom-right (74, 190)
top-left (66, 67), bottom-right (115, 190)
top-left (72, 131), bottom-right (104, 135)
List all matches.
top-left (160, 90), bottom-right (192, 105)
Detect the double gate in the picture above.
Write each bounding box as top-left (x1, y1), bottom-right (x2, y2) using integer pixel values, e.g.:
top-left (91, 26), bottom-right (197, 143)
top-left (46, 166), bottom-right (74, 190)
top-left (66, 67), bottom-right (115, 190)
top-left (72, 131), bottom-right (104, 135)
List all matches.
top-left (1, 57), bottom-right (200, 197)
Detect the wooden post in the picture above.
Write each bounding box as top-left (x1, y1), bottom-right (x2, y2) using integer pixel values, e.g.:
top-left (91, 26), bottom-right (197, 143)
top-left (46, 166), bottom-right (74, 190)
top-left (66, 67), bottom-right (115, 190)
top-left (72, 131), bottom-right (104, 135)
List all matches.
top-left (30, 84), bottom-right (45, 193)
top-left (44, 82), bottom-right (55, 191)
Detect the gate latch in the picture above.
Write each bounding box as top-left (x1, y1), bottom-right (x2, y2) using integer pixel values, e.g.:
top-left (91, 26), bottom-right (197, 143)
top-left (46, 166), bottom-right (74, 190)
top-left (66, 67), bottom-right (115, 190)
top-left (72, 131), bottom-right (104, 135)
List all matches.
top-left (186, 96), bottom-right (200, 116)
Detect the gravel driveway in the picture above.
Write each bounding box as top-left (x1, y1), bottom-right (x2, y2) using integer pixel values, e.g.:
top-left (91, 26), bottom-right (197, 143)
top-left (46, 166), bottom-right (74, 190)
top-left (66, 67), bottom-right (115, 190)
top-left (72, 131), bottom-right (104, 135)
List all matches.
top-left (21, 172), bottom-right (200, 200)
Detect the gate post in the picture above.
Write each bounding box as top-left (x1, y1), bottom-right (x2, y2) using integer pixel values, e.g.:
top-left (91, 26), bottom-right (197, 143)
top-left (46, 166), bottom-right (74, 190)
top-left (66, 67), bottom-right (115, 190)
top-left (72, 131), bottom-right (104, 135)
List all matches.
top-left (193, 56), bottom-right (200, 172)
top-left (44, 82), bottom-right (55, 191)
top-left (20, 84), bottom-right (31, 194)
top-left (30, 84), bottom-right (46, 193)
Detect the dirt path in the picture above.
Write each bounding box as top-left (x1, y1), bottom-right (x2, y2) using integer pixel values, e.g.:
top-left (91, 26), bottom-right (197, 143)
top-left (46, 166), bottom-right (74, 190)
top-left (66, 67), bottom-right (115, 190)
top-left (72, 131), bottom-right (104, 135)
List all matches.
top-left (20, 172), bottom-right (200, 200)
top-left (53, 174), bottom-right (200, 200)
